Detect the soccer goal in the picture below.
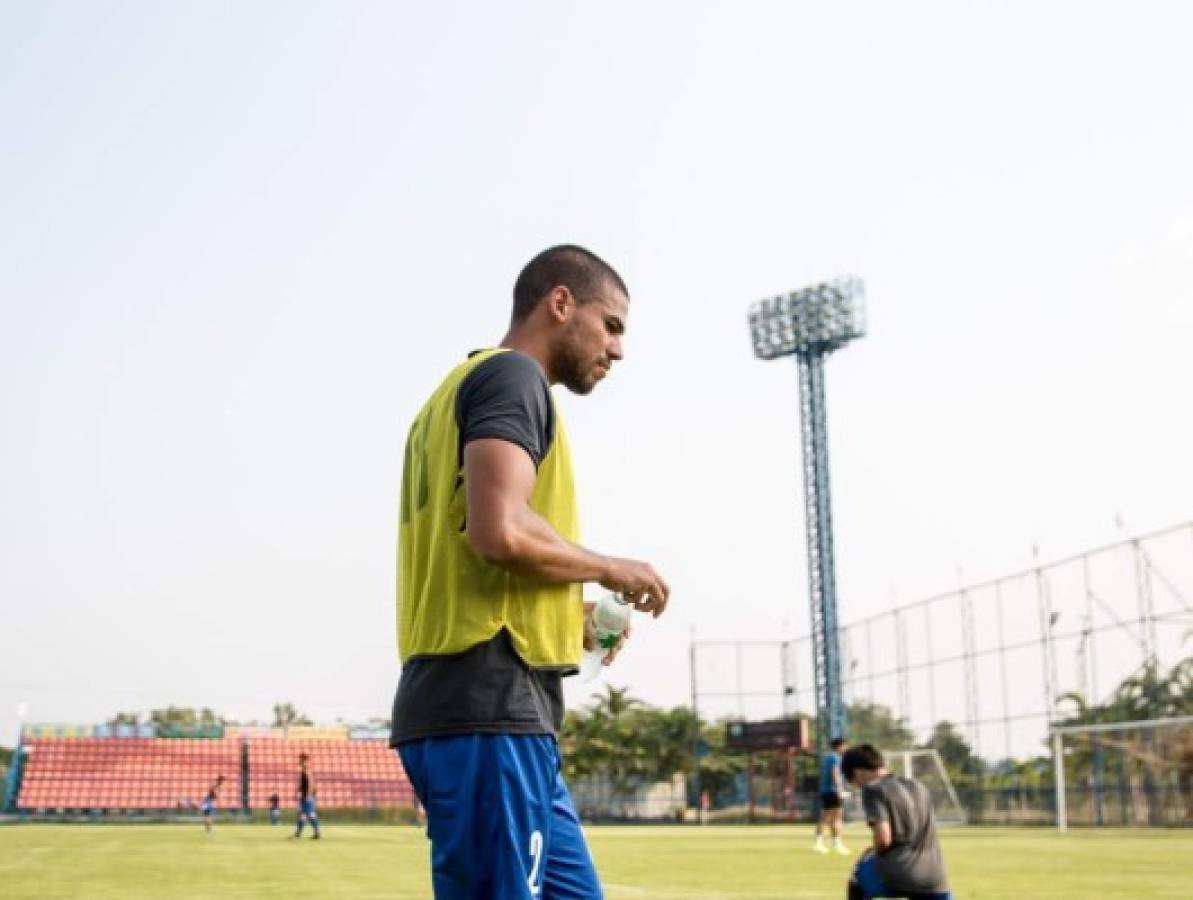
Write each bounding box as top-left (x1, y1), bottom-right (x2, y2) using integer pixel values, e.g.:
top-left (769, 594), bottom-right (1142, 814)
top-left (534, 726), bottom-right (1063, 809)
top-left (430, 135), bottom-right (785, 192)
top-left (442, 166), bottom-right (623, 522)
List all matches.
top-left (845, 748), bottom-right (967, 826)
top-left (1050, 715), bottom-right (1193, 830)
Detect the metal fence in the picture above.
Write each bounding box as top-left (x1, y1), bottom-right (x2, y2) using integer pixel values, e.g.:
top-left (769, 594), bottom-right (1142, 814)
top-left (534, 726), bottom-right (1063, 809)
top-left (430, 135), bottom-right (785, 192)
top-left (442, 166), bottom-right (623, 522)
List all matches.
top-left (692, 521), bottom-right (1193, 765)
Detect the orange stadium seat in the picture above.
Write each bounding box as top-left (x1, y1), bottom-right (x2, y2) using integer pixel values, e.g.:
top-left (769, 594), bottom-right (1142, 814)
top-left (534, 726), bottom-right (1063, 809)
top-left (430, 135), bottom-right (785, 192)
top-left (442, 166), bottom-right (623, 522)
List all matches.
top-left (14, 734), bottom-right (412, 812)
top-left (245, 737), bottom-right (413, 810)
top-left (15, 737), bottom-right (242, 811)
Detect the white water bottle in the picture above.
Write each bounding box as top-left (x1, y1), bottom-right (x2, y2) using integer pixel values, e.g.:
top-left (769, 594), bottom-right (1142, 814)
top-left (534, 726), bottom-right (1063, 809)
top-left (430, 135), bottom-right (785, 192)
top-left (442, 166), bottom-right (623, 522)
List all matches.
top-left (578, 593), bottom-right (632, 682)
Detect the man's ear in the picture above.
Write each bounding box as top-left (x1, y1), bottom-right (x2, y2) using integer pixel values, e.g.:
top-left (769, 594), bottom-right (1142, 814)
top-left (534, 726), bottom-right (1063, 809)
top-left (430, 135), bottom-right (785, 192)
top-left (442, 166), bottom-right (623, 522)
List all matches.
top-left (545, 285), bottom-right (575, 324)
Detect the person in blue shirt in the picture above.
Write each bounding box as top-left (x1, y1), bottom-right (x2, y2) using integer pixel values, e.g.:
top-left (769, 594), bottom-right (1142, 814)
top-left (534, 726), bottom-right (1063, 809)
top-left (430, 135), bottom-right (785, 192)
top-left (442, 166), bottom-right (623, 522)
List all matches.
top-left (814, 737), bottom-right (849, 854)
top-left (200, 775), bottom-right (224, 835)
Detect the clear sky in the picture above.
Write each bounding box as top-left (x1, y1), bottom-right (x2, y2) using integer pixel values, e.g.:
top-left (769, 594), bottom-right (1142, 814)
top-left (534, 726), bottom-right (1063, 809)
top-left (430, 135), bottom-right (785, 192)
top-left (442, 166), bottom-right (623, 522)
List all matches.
top-left (2, 1), bottom-right (1191, 745)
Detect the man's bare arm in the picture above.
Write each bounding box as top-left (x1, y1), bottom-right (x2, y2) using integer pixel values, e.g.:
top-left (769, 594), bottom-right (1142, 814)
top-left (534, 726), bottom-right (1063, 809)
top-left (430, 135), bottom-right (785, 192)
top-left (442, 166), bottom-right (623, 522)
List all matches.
top-left (464, 438), bottom-right (669, 615)
top-left (869, 819), bottom-right (892, 853)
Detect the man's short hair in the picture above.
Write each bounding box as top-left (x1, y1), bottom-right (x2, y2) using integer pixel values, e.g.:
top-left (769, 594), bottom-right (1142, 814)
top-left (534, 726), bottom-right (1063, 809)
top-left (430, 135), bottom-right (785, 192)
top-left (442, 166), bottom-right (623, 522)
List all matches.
top-left (830, 737), bottom-right (847, 751)
top-left (512, 245), bottom-right (628, 323)
top-left (841, 744), bottom-right (885, 781)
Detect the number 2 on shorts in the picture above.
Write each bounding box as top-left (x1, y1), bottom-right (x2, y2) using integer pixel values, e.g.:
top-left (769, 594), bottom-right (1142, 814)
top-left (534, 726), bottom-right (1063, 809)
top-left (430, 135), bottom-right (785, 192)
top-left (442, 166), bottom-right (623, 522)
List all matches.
top-left (527, 829), bottom-right (544, 896)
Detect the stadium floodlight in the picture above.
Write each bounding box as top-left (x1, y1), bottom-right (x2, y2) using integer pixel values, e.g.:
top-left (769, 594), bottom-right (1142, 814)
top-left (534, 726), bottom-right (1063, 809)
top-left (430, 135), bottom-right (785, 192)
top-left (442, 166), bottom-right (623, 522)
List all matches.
top-left (746, 275), bottom-right (866, 750)
top-left (748, 276), bottom-right (866, 359)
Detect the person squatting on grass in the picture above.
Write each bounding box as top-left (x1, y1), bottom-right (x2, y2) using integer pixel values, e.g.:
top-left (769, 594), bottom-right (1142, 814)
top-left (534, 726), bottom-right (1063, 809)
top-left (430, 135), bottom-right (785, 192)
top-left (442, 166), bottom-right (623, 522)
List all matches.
top-left (842, 744), bottom-right (953, 900)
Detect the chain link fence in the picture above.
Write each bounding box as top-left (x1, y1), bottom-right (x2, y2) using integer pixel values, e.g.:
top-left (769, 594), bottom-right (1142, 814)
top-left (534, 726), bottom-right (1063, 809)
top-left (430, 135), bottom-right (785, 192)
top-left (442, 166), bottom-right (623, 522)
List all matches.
top-left (693, 522), bottom-right (1193, 824)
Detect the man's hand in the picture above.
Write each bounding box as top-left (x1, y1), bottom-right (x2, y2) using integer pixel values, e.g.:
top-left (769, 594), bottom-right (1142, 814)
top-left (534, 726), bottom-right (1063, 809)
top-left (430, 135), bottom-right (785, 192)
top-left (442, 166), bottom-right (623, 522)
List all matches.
top-left (583, 600), bottom-right (632, 665)
top-left (599, 557), bottom-right (670, 618)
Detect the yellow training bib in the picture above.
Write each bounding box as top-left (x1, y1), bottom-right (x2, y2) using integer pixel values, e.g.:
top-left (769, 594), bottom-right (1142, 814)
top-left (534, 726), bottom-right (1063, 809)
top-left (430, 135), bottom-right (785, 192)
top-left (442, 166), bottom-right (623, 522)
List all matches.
top-left (397, 349), bottom-right (584, 668)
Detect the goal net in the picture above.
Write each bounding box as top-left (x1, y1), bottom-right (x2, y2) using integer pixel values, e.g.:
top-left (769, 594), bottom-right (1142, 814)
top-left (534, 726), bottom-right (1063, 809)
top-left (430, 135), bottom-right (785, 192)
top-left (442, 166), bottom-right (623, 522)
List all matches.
top-left (1051, 716), bottom-right (1193, 829)
top-left (846, 748), bottom-right (967, 826)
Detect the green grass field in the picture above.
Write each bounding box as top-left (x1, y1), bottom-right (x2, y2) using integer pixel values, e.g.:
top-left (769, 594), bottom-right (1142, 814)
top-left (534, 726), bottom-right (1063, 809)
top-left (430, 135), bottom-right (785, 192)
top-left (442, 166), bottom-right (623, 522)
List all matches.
top-left (0, 823), bottom-right (1188, 899)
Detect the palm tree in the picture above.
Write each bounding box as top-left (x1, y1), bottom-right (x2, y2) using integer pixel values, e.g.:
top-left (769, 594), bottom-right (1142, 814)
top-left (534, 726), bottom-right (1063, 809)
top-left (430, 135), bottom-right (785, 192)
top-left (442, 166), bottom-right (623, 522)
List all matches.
top-left (589, 685), bottom-right (644, 720)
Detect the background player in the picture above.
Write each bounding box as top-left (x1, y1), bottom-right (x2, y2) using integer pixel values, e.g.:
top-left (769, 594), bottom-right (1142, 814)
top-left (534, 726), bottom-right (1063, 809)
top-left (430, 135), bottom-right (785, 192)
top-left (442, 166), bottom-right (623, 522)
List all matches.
top-left (292, 753), bottom-right (321, 840)
top-left (200, 774), bottom-right (224, 835)
top-left (842, 744), bottom-right (952, 900)
top-left (814, 737), bottom-right (849, 854)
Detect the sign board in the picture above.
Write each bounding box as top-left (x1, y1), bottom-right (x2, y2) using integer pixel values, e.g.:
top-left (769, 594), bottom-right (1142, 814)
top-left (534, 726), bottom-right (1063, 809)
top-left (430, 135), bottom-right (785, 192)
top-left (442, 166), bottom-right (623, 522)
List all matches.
top-left (725, 718), bottom-right (810, 752)
top-left (348, 726), bottom-right (390, 741)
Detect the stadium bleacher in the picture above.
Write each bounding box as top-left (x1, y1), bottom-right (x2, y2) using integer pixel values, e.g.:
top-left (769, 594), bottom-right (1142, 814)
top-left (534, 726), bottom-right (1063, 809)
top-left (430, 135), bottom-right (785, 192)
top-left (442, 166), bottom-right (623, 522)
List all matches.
top-left (12, 729), bottom-right (413, 813)
top-left (248, 738), bottom-right (413, 810)
top-left (17, 737), bottom-right (241, 811)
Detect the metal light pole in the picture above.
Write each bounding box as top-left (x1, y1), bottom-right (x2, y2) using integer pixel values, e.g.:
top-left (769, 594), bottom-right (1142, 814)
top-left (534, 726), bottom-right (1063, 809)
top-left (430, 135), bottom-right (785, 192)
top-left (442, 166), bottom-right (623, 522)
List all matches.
top-left (747, 276), bottom-right (866, 748)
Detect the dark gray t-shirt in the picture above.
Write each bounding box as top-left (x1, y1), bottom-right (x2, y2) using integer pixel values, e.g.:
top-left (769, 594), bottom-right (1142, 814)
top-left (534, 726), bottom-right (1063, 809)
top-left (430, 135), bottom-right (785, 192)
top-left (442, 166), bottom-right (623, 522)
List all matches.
top-left (390, 351), bottom-right (566, 746)
top-left (862, 775), bottom-right (948, 893)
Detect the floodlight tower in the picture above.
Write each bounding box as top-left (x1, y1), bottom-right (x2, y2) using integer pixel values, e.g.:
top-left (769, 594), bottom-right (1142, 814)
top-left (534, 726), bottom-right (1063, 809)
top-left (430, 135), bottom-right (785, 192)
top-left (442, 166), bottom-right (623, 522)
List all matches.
top-left (747, 276), bottom-right (866, 748)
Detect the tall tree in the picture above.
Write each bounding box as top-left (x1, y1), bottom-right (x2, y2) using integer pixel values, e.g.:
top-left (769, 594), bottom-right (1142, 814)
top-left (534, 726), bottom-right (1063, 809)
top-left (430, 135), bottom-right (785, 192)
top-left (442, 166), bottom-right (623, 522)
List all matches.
top-left (925, 721), bottom-right (983, 778)
top-left (845, 701), bottom-right (916, 751)
top-left (147, 706), bottom-right (224, 730)
top-left (271, 703), bottom-right (313, 728)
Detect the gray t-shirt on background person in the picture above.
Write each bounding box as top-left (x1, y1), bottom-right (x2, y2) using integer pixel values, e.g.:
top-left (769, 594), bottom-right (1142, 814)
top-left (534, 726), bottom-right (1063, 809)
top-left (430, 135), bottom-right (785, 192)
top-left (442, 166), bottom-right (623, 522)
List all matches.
top-left (862, 774), bottom-right (948, 893)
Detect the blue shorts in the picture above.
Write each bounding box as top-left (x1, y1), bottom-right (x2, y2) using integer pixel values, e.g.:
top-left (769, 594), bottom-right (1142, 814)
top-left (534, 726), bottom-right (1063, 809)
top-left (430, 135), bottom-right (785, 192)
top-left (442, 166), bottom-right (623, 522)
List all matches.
top-left (200, 801), bottom-right (214, 816)
top-left (852, 854), bottom-right (888, 898)
top-left (852, 854), bottom-right (952, 900)
top-left (398, 734), bottom-right (601, 900)
top-left (300, 798), bottom-right (317, 817)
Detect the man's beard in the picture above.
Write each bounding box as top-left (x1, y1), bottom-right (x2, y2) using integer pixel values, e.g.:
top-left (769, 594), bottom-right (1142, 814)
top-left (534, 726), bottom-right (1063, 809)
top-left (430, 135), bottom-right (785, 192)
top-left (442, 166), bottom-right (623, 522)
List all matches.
top-left (553, 341), bottom-right (596, 395)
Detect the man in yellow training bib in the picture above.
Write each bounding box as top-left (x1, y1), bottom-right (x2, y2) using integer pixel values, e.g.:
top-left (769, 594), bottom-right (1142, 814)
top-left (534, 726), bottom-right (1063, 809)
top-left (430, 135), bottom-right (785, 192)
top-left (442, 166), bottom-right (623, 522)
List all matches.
top-left (390, 245), bottom-right (670, 900)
